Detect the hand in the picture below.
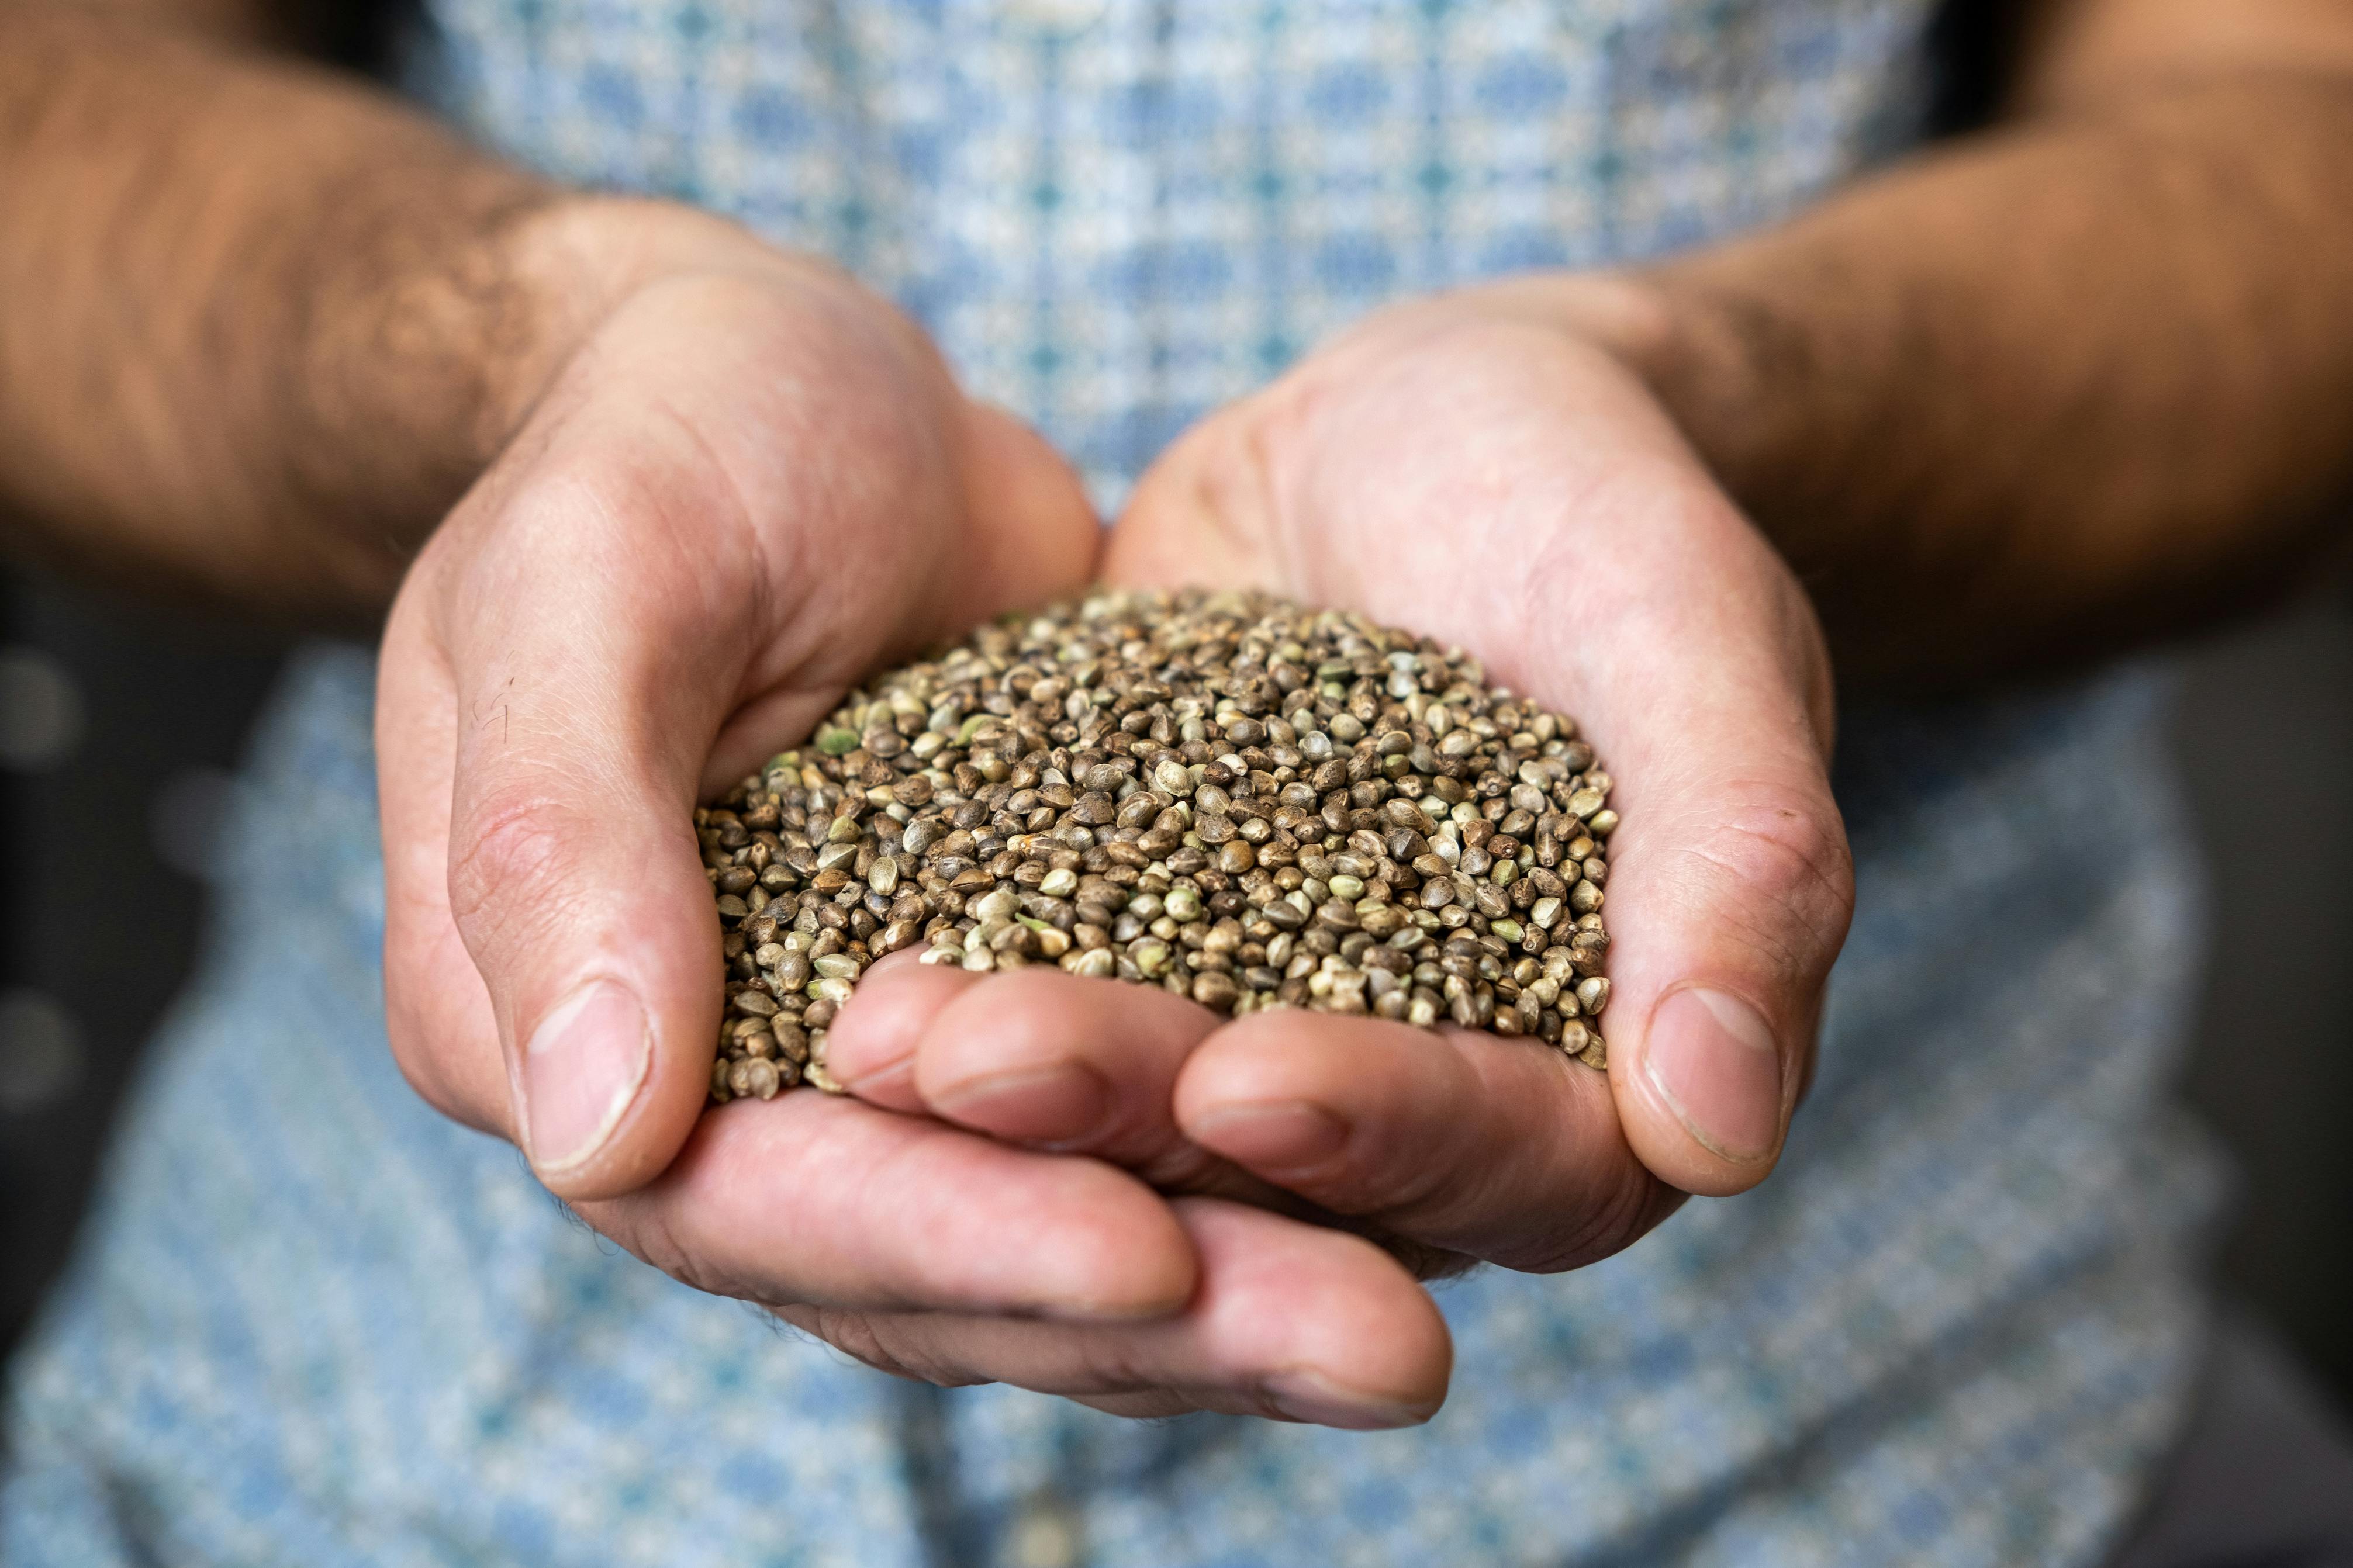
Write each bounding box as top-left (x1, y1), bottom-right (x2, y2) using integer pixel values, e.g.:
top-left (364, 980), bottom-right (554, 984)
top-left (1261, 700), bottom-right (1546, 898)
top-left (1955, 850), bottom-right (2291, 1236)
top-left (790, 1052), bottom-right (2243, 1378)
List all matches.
top-left (827, 277), bottom-right (1854, 1283)
top-left (375, 202), bottom-right (1451, 1425)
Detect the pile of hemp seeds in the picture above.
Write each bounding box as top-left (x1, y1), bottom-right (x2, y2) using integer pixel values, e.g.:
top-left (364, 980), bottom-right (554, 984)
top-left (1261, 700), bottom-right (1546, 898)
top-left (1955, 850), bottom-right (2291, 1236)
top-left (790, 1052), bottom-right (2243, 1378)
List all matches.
top-left (701, 589), bottom-right (1618, 1103)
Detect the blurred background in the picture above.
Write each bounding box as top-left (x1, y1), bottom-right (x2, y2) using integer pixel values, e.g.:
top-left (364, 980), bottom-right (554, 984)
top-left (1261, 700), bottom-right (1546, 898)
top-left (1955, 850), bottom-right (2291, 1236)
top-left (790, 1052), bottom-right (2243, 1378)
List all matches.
top-left (4, 562), bottom-right (2351, 1404)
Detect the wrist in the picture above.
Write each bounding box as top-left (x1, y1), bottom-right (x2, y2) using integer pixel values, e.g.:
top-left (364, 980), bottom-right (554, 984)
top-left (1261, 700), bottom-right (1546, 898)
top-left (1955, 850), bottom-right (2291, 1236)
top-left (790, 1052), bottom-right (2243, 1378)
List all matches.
top-left (1454, 267), bottom-right (1766, 462)
top-left (1471, 262), bottom-right (1814, 560)
top-left (331, 192), bottom-right (791, 534)
top-left (465, 195), bottom-right (786, 468)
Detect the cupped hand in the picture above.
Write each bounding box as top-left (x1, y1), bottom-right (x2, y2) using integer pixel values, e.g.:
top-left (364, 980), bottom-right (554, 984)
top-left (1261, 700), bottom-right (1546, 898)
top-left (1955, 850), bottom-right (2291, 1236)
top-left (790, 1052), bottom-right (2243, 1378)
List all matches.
top-left (828, 278), bottom-right (1855, 1279)
top-left (375, 206), bottom-right (1450, 1425)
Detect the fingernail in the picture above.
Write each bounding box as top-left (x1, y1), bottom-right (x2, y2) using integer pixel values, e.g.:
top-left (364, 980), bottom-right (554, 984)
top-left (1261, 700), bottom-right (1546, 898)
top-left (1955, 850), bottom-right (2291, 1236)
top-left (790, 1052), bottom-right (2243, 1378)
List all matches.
top-left (1187, 1101), bottom-right (1349, 1173)
top-left (1643, 987), bottom-right (1783, 1164)
top-left (932, 1064), bottom-right (1111, 1146)
top-left (1264, 1370), bottom-right (1438, 1431)
top-left (521, 979), bottom-right (651, 1176)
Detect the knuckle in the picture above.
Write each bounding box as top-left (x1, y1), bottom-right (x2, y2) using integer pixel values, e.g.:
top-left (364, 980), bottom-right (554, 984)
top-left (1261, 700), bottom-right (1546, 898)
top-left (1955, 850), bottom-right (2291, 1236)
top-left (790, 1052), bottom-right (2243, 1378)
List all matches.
top-left (1688, 788), bottom-right (1856, 974)
top-left (1362, 1227), bottom-right (1476, 1283)
top-left (1338, 1132), bottom-right (1456, 1216)
top-left (446, 788), bottom-right (590, 943)
top-left (807, 1309), bottom-right (921, 1380)
top-left (1058, 1333), bottom-right (1184, 1402)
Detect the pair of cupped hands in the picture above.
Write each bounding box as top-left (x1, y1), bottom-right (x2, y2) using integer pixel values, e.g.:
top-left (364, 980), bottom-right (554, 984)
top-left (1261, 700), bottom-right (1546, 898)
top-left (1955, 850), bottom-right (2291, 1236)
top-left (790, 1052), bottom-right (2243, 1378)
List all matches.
top-left (376, 210), bottom-right (1853, 1430)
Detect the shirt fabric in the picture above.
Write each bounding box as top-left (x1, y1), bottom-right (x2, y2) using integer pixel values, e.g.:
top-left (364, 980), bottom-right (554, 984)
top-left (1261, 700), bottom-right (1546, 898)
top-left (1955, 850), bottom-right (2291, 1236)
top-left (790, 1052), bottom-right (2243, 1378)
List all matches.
top-left (3, 4), bottom-right (2226, 1564)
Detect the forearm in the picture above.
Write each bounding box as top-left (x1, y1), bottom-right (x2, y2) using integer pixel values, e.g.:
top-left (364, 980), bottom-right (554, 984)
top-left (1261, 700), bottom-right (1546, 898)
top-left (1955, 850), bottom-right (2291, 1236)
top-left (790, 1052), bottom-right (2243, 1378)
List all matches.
top-left (1616, 74), bottom-right (2353, 684)
top-left (0, 7), bottom-right (669, 618)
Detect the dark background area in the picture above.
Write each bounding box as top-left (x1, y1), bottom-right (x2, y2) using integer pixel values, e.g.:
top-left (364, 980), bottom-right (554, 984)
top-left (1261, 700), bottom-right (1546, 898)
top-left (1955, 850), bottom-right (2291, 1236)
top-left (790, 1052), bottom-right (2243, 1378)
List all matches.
top-left (0, 570), bottom-right (286, 1366)
top-left (3, 569), bottom-right (2351, 1406)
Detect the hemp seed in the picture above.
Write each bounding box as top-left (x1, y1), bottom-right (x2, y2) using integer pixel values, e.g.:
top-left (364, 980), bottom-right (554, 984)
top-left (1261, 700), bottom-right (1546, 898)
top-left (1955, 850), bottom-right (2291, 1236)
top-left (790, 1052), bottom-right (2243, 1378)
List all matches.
top-left (699, 589), bottom-right (1618, 1102)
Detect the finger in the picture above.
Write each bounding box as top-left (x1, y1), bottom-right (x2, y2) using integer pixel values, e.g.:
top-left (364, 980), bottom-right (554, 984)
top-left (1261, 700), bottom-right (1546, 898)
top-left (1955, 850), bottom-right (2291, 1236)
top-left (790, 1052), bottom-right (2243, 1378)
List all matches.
top-left (1516, 500), bottom-right (1851, 1195)
top-left (830, 963), bottom-right (1453, 1248)
top-left (585, 1088), bottom-right (1197, 1320)
top-left (775, 1197), bottom-right (1451, 1428)
top-left (1596, 714), bottom-right (1852, 1195)
top-left (818, 947), bottom-right (972, 1115)
top-left (1173, 1010), bottom-right (1684, 1271)
top-left (830, 959), bottom-right (1232, 1189)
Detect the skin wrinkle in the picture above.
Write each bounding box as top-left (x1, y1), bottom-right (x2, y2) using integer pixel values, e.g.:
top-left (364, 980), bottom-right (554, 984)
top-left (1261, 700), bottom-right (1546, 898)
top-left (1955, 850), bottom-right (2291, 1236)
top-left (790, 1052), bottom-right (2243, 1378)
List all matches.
top-left (1188, 1022), bottom-right (1633, 1274)
top-left (1695, 790), bottom-right (1854, 937)
top-left (1162, 401), bottom-right (1287, 594)
top-left (1507, 1152), bottom-right (1671, 1276)
top-left (1666, 820), bottom-right (1847, 988)
top-left (630, 391), bottom-right (771, 660)
top-left (854, 1111), bottom-right (1173, 1317)
top-left (602, 1190), bottom-right (738, 1304)
top-left (442, 790), bottom-right (600, 947)
top-left (1239, 409), bottom-right (1298, 594)
top-left (1387, 1050), bottom-right (1549, 1234)
top-left (636, 1110), bottom-right (850, 1303)
top-left (791, 1306), bottom-right (942, 1384)
top-left (1271, 1082), bottom-right (1451, 1220)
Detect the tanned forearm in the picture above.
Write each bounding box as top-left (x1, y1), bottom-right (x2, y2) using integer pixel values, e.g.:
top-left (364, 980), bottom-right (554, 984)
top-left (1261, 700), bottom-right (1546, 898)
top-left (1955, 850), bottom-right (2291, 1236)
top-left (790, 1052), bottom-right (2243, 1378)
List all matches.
top-left (1608, 12), bottom-right (2353, 685)
top-left (0, 5), bottom-right (678, 619)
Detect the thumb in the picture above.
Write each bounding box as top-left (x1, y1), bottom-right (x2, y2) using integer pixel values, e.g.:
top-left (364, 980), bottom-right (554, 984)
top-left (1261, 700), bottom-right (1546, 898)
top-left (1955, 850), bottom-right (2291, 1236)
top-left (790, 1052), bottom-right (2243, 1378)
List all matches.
top-left (1603, 747), bottom-right (1853, 1196)
top-left (437, 510), bottom-right (743, 1204)
top-left (1566, 553), bottom-right (1854, 1198)
top-left (1103, 405), bottom-right (1288, 591)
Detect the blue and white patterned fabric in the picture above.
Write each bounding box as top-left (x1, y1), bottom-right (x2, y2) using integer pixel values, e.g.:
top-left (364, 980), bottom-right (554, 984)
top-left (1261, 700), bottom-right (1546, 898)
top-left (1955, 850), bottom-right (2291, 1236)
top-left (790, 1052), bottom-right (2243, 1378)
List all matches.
top-left (4, 5), bottom-right (2226, 1564)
